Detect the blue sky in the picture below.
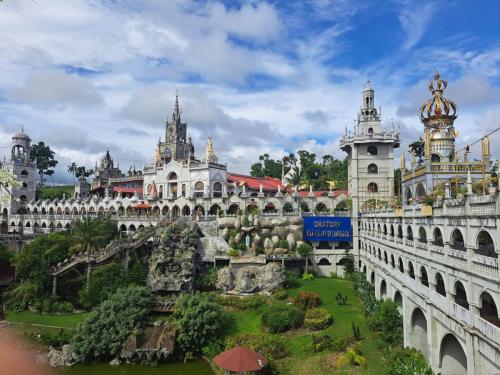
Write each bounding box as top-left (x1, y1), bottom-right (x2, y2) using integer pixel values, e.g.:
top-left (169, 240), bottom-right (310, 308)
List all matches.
top-left (0, 0), bottom-right (499, 182)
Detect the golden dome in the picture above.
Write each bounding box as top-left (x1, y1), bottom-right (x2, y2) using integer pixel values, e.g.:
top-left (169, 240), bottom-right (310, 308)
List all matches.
top-left (420, 72), bottom-right (457, 122)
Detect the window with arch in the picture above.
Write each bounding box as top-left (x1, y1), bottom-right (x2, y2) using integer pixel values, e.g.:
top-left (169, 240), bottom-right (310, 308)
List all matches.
top-left (181, 184), bottom-right (186, 197)
top-left (21, 170), bottom-right (28, 176)
top-left (476, 230), bottom-right (497, 258)
top-left (479, 291), bottom-right (499, 327)
top-left (433, 227), bottom-right (444, 246)
top-left (454, 281), bottom-right (469, 310)
top-left (367, 163), bottom-right (378, 174)
top-left (435, 273), bottom-right (446, 297)
top-left (406, 226), bottom-right (413, 241)
top-left (418, 227), bottom-right (427, 243)
top-left (420, 266), bottom-right (429, 287)
top-left (168, 172), bottom-right (177, 180)
top-left (451, 229), bottom-right (465, 251)
top-left (213, 182), bottom-right (223, 198)
top-left (398, 258), bottom-right (404, 273)
top-left (415, 183), bottom-right (426, 202)
top-left (408, 262), bottom-right (415, 279)
top-left (405, 187), bottom-right (412, 205)
top-left (397, 225), bottom-right (403, 239)
top-left (367, 182), bottom-right (378, 193)
top-left (367, 128), bottom-right (374, 135)
top-left (367, 145), bottom-right (377, 155)
top-left (194, 181), bottom-right (204, 198)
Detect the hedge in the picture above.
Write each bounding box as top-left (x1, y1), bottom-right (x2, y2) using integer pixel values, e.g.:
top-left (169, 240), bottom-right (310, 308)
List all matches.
top-left (304, 307), bottom-right (333, 330)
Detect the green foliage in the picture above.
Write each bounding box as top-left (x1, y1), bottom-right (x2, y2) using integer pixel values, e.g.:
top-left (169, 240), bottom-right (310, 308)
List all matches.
top-left (297, 242), bottom-right (312, 257)
top-left (229, 228), bottom-right (238, 239)
top-left (294, 291), bottom-right (320, 310)
top-left (30, 141), bottom-right (58, 186)
top-left (5, 281), bottom-right (40, 312)
top-left (422, 194), bottom-right (435, 205)
top-left (174, 293), bottom-right (224, 354)
top-left (196, 266), bottom-right (218, 291)
top-left (70, 217), bottom-right (118, 256)
top-left (378, 300), bottom-right (404, 347)
top-left (26, 328), bottom-right (73, 348)
top-left (227, 248), bottom-right (239, 257)
top-left (283, 271), bottom-right (299, 289)
top-left (225, 333), bottom-right (289, 360)
top-left (278, 239), bottom-right (289, 249)
top-left (14, 232), bottom-right (74, 290)
top-left (79, 262), bottom-right (125, 309)
top-left (0, 243), bottom-right (14, 266)
top-left (310, 334), bottom-right (349, 353)
top-left (261, 302), bottom-right (303, 333)
top-left (35, 296), bottom-right (74, 313)
top-left (36, 185), bottom-right (74, 200)
top-left (335, 291), bottom-right (348, 305)
top-left (242, 215), bottom-right (250, 227)
top-left (302, 272), bottom-right (314, 281)
top-left (255, 246), bottom-right (264, 255)
top-left (273, 289), bottom-right (288, 300)
top-left (385, 347), bottom-right (435, 375)
top-left (409, 138), bottom-right (425, 161)
top-left (237, 242), bottom-right (246, 251)
top-left (342, 249), bottom-right (355, 276)
top-left (202, 338), bottom-right (225, 359)
top-left (125, 261), bottom-right (148, 286)
top-left (304, 307), bottom-right (333, 330)
top-left (70, 285), bottom-right (151, 362)
top-left (352, 322), bottom-right (361, 341)
top-left (283, 202), bottom-right (293, 212)
top-left (216, 294), bottom-right (268, 310)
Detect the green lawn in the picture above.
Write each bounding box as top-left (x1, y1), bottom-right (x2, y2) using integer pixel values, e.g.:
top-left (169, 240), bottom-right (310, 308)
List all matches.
top-left (36, 185), bottom-right (75, 200)
top-left (222, 277), bottom-right (388, 375)
top-left (6, 310), bottom-right (88, 329)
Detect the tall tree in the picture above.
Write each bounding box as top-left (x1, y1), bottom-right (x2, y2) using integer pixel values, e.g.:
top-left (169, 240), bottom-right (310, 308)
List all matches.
top-left (68, 162), bottom-right (78, 185)
top-left (30, 142), bottom-right (58, 187)
top-left (75, 166), bottom-right (94, 178)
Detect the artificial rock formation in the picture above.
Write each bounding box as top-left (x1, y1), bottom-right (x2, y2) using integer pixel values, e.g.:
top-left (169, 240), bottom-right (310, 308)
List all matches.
top-left (216, 257), bottom-right (285, 294)
top-left (120, 322), bottom-right (177, 362)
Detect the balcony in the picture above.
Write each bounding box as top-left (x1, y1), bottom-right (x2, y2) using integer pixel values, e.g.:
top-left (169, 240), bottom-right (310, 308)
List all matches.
top-left (416, 241), bottom-right (427, 250)
top-left (405, 239), bottom-right (414, 247)
top-left (472, 254), bottom-right (498, 279)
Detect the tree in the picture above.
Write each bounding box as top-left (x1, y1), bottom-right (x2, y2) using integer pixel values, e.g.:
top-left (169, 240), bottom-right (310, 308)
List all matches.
top-left (385, 347), bottom-right (435, 375)
top-left (30, 141), bottom-right (58, 187)
top-left (75, 166), bottom-right (94, 178)
top-left (342, 248), bottom-right (355, 276)
top-left (173, 293), bottom-right (224, 354)
top-left (0, 243), bottom-right (13, 267)
top-left (409, 138), bottom-right (425, 163)
top-left (337, 345), bottom-right (367, 374)
top-left (297, 242), bottom-right (313, 273)
top-left (79, 262), bottom-right (125, 309)
top-left (67, 162), bottom-right (78, 185)
top-left (378, 300), bottom-right (403, 347)
top-left (70, 217), bottom-right (118, 290)
top-left (0, 169), bottom-right (21, 203)
top-left (70, 286), bottom-right (151, 362)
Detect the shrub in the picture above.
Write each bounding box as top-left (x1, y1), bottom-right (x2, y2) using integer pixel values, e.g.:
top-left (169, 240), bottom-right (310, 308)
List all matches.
top-left (294, 291), bottom-right (320, 310)
top-left (304, 307), bottom-right (333, 330)
top-left (283, 271), bottom-right (299, 289)
top-left (227, 248), bottom-right (239, 257)
top-left (238, 242), bottom-right (247, 251)
top-left (273, 289), bottom-right (288, 301)
top-left (261, 302), bottom-right (303, 333)
top-left (302, 272), bottom-right (314, 280)
top-left (225, 333), bottom-right (289, 360)
top-left (335, 291), bottom-right (347, 305)
top-left (278, 239), bottom-right (289, 249)
top-left (125, 261), bottom-right (148, 286)
top-left (79, 262), bottom-right (125, 309)
top-left (215, 294), bottom-right (268, 310)
top-left (379, 300), bottom-right (403, 346)
top-left (310, 334), bottom-right (349, 353)
top-left (384, 347), bottom-right (435, 375)
top-left (352, 322), bottom-right (361, 341)
top-left (174, 293), bottom-right (224, 354)
top-left (70, 285), bottom-right (151, 362)
top-left (196, 266), bottom-right (218, 291)
top-left (5, 281), bottom-right (40, 312)
top-left (255, 246), bottom-right (264, 255)
top-left (36, 297), bottom-right (74, 313)
top-left (229, 228), bottom-right (238, 239)
top-left (297, 242), bottom-right (312, 257)
top-left (202, 339), bottom-right (225, 359)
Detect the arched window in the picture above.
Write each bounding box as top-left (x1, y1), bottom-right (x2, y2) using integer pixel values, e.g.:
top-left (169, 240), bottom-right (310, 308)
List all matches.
top-left (213, 182), bottom-right (223, 198)
top-left (367, 182), bottom-right (378, 193)
top-left (476, 231), bottom-right (497, 258)
top-left (168, 172), bottom-right (177, 180)
top-left (390, 254), bottom-right (395, 268)
top-left (451, 229), bottom-right (465, 251)
top-left (318, 258), bottom-right (331, 266)
top-left (397, 225), bottom-right (403, 239)
top-left (479, 291), bottom-right (499, 327)
top-left (367, 128), bottom-right (374, 136)
top-left (433, 228), bottom-right (444, 246)
top-left (399, 258), bottom-right (404, 273)
top-left (406, 226), bottom-right (413, 241)
top-left (283, 202), bottom-right (293, 213)
top-left (182, 184), bottom-right (186, 197)
top-left (420, 266), bottom-right (429, 287)
top-left (21, 170), bottom-right (28, 176)
top-left (390, 224), bottom-right (395, 237)
top-left (405, 187), bottom-right (412, 205)
top-left (418, 227), bottom-right (427, 243)
top-left (384, 251), bottom-right (388, 264)
top-left (408, 262), bottom-right (415, 279)
top-left (315, 202), bottom-right (328, 212)
top-left (454, 281), bottom-right (469, 310)
top-left (367, 163), bottom-right (378, 174)
top-left (264, 203), bottom-right (276, 213)
top-left (416, 183), bottom-right (426, 201)
top-left (435, 273), bottom-right (446, 297)
top-left (194, 181), bottom-right (204, 198)
top-left (367, 145), bottom-right (377, 155)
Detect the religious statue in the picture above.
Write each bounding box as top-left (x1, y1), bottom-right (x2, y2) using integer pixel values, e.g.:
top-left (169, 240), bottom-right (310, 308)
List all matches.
top-left (482, 135), bottom-right (490, 159)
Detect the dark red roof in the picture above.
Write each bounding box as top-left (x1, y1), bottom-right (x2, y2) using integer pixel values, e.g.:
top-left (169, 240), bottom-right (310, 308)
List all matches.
top-left (213, 347), bottom-right (268, 372)
top-left (132, 203), bottom-right (152, 209)
top-left (113, 187), bottom-right (143, 194)
top-left (227, 173), bottom-right (282, 191)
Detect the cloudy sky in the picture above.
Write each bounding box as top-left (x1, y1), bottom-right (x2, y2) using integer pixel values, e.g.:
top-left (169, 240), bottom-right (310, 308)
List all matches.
top-left (0, 0), bottom-right (499, 183)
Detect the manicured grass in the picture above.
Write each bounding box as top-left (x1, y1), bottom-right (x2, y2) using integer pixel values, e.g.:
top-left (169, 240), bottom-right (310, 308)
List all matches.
top-left (222, 277), bottom-right (388, 375)
top-left (36, 185), bottom-right (74, 200)
top-left (6, 310), bottom-right (88, 329)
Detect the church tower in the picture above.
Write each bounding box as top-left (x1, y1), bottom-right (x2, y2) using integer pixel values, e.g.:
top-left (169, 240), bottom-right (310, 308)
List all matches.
top-left (161, 95), bottom-right (190, 162)
top-left (340, 82), bottom-right (400, 266)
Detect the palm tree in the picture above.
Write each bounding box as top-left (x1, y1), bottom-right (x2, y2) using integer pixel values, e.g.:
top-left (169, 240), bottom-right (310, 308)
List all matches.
top-left (337, 346), bottom-right (367, 375)
top-left (71, 217), bottom-right (107, 290)
top-left (67, 162), bottom-right (78, 185)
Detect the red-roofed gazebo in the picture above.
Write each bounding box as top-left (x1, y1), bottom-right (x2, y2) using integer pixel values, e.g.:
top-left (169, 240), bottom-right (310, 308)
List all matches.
top-left (213, 347), bottom-right (268, 374)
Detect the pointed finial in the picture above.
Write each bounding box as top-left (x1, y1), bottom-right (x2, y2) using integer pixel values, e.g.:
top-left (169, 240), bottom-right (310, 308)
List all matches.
top-left (21, 124), bottom-right (24, 133)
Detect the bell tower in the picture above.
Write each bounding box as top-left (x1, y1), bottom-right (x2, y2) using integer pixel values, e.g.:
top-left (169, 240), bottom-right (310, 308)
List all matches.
top-left (162, 94), bottom-right (189, 162)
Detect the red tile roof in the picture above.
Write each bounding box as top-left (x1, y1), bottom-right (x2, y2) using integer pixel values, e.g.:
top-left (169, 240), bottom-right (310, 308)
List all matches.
top-left (227, 173), bottom-right (282, 191)
top-left (213, 347), bottom-right (268, 372)
top-left (113, 187), bottom-right (143, 194)
top-left (132, 203), bottom-right (152, 209)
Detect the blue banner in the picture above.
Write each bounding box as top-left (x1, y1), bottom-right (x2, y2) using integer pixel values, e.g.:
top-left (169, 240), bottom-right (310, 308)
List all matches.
top-left (303, 216), bottom-right (352, 242)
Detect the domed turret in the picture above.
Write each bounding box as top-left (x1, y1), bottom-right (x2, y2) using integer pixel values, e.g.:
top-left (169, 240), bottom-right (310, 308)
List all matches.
top-left (420, 72), bottom-right (457, 122)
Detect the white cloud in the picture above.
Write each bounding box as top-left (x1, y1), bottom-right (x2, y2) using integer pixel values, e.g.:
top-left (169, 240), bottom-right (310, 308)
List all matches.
top-left (398, 1), bottom-right (436, 50)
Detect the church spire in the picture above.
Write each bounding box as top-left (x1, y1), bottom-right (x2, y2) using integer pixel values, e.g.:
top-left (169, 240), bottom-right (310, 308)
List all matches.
top-left (173, 92), bottom-right (181, 123)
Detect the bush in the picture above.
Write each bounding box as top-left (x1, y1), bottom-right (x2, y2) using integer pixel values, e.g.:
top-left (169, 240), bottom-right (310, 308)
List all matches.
top-left (225, 333), bottom-right (289, 360)
top-left (352, 322), bottom-right (361, 341)
top-left (384, 347), bottom-right (435, 375)
top-left (227, 248), bottom-right (239, 257)
top-left (310, 334), bottom-right (349, 353)
top-left (202, 339), bottom-right (225, 359)
top-left (238, 242), bottom-right (247, 251)
top-left (215, 294), bottom-right (268, 310)
top-left (174, 293), bottom-right (224, 354)
top-left (335, 291), bottom-right (347, 305)
top-left (379, 300), bottom-right (403, 347)
top-left (196, 266), bottom-right (218, 291)
top-left (255, 246), bottom-right (264, 255)
top-left (261, 302), bottom-right (303, 333)
top-left (294, 291), bottom-right (320, 310)
top-left (297, 242), bottom-right (312, 257)
top-left (5, 281), bottom-right (41, 312)
top-left (273, 289), bottom-right (288, 300)
top-left (79, 262), bottom-right (125, 309)
top-left (70, 285), bottom-right (151, 362)
top-left (304, 307), bottom-right (333, 330)
top-left (36, 297), bottom-right (74, 313)
top-left (283, 271), bottom-right (299, 289)
top-left (278, 239), bottom-right (289, 249)
top-left (125, 261), bottom-right (148, 286)
top-left (302, 272), bottom-right (314, 280)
